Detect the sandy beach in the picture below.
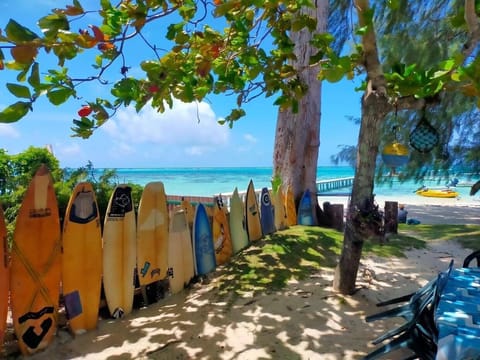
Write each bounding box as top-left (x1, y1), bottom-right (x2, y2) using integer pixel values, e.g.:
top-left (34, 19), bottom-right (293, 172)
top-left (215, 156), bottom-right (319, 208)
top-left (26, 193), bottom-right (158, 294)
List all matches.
top-left (3, 197), bottom-right (479, 360)
top-left (318, 193), bottom-right (480, 225)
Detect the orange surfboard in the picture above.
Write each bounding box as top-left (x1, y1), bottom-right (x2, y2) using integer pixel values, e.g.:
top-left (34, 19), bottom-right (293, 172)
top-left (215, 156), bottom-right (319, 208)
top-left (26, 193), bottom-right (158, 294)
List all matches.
top-left (137, 182), bottom-right (169, 286)
top-left (212, 196), bottom-right (233, 265)
top-left (62, 182), bottom-right (102, 335)
top-left (0, 205), bottom-right (8, 350)
top-left (10, 164), bottom-right (61, 355)
top-left (285, 185), bottom-right (297, 226)
top-left (102, 185), bottom-right (136, 318)
top-left (245, 180), bottom-right (262, 241)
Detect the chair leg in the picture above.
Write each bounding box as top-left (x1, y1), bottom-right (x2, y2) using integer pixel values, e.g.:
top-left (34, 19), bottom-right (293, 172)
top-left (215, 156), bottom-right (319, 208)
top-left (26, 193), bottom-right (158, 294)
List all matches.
top-left (463, 249), bottom-right (480, 268)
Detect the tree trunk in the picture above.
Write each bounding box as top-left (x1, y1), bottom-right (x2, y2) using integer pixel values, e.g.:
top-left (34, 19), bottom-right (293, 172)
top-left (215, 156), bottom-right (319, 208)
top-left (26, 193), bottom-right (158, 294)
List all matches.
top-left (273, 1), bottom-right (328, 216)
top-left (333, 94), bottom-right (390, 294)
top-left (331, 0), bottom-right (391, 295)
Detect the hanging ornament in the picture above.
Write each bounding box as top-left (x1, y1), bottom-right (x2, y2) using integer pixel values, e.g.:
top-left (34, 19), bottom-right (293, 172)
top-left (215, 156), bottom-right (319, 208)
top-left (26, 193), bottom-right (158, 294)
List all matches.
top-left (382, 140), bottom-right (410, 167)
top-left (382, 106), bottom-right (410, 172)
top-left (409, 109), bottom-right (439, 153)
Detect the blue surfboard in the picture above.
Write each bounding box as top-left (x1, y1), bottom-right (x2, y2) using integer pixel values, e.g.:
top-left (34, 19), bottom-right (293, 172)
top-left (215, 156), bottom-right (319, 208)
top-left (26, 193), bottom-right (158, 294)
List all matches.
top-left (193, 203), bottom-right (216, 275)
top-left (260, 187), bottom-right (275, 234)
top-left (297, 189), bottom-right (314, 226)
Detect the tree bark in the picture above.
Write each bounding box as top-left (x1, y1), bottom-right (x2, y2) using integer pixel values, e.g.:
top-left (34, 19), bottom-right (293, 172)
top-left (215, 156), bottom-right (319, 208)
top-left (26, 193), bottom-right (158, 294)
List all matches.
top-left (332, 0), bottom-right (393, 294)
top-left (273, 1), bottom-right (328, 216)
top-left (333, 94), bottom-right (390, 294)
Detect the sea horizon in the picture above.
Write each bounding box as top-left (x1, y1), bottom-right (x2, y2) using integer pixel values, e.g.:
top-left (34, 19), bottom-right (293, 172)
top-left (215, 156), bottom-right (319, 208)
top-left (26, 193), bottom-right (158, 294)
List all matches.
top-left (84, 166), bottom-right (480, 202)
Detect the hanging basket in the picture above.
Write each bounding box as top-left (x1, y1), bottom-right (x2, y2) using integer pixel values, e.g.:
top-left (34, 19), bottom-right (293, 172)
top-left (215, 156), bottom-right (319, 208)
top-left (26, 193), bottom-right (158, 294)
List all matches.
top-left (382, 141), bottom-right (410, 167)
top-left (409, 117), bottom-right (439, 153)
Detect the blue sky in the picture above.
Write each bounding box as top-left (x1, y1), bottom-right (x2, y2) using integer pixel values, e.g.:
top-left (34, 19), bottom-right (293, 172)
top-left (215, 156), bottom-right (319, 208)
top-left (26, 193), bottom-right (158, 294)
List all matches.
top-left (0, 0), bottom-right (361, 169)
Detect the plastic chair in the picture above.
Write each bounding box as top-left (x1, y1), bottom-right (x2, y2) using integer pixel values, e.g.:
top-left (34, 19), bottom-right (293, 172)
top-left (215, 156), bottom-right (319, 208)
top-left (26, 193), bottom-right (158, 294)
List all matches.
top-left (363, 261), bottom-right (453, 359)
top-left (463, 250), bottom-right (480, 268)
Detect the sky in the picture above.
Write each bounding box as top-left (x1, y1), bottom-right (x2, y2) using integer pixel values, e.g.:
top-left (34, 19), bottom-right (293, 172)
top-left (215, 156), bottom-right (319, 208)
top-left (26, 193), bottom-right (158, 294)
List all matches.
top-left (0, 0), bottom-right (361, 169)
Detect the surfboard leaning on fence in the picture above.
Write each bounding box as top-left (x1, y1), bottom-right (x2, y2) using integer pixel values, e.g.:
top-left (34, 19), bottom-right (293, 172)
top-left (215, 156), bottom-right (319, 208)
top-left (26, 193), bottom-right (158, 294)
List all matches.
top-left (10, 164), bottom-right (61, 355)
top-left (62, 182), bottom-right (103, 335)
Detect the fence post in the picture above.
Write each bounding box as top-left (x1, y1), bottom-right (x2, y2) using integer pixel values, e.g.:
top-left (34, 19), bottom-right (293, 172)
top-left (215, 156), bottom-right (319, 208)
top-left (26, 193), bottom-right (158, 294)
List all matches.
top-left (384, 201), bottom-right (398, 235)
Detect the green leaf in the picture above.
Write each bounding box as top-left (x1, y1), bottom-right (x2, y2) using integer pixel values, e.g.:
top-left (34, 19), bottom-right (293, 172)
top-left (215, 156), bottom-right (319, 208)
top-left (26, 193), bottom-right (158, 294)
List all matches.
top-left (28, 62), bottom-right (40, 87)
top-left (0, 101), bottom-right (30, 123)
top-left (38, 13), bottom-right (70, 39)
top-left (46, 87), bottom-right (74, 105)
top-left (6, 83), bottom-right (31, 99)
top-left (5, 19), bottom-right (39, 42)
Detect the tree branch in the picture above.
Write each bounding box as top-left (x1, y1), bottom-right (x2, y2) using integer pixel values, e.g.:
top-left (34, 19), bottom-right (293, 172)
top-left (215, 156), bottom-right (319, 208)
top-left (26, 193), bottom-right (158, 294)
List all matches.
top-left (464, 0), bottom-right (480, 57)
top-left (354, 0), bottom-right (387, 98)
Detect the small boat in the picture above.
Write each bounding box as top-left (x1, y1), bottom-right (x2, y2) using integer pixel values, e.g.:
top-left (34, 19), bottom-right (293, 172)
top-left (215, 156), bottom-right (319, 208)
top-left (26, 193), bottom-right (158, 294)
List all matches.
top-left (415, 187), bottom-right (459, 198)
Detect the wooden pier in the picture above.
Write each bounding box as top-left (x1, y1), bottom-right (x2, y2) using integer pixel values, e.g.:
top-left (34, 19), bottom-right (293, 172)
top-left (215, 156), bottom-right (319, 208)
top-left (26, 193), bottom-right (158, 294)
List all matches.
top-left (316, 177), bottom-right (354, 194)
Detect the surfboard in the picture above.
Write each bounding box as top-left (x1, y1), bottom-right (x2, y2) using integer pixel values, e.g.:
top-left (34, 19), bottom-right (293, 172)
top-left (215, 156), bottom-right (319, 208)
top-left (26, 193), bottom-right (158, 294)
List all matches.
top-left (167, 210), bottom-right (194, 294)
top-left (62, 182), bottom-right (102, 335)
top-left (102, 185), bottom-right (136, 319)
top-left (0, 205), bottom-right (8, 350)
top-left (297, 189), bottom-right (315, 226)
top-left (260, 187), bottom-right (275, 235)
top-left (229, 187), bottom-right (249, 254)
top-left (10, 164), bottom-right (61, 355)
top-left (245, 180), bottom-right (262, 241)
top-left (272, 189), bottom-right (287, 231)
top-left (285, 185), bottom-right (297, 226)
top-left (180, 198), bottom-right (195, 230)
top-left (137, 182), bottom-right (169, 287)
top-left (212, 196), bottom-right (233, 265)
top-left (192, 203), bottom-right (216, 276)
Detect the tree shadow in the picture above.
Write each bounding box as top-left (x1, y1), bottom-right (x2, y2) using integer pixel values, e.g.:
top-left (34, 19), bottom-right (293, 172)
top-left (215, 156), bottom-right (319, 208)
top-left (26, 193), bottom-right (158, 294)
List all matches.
top-left (5, 225), bottom-right (469, 360)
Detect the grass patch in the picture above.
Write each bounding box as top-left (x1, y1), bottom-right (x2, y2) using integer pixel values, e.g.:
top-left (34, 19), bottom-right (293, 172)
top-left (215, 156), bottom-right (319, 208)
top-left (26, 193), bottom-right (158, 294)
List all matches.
top-left (212, 224), bottom-right (480, 301)
top-left (397, 224), bottom-right (480, 250)
top-left (214, 226), bottom-right (341, 298)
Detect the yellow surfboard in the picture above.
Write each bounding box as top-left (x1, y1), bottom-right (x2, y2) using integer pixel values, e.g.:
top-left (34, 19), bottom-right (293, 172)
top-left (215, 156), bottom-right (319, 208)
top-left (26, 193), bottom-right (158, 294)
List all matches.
top-left (285, 185), bottom-right (297, 226)
top-left (10, 164), bottom-right (61, 355)
top-left (137, 182), bottom-right (169, 286)
top-left (167, 210), bottom-right (194, 294)
top-left (212, 196), bottom-right (233, 265)
top-left (245, 180), bottom-right (262, 241)
top-left (0, 205), bottom-right (8, 350)
top-left (62, 182), bottom-right (102, 335)
top-left (180, 198), bottom-right (195, 230)
top-left (272, 189), bottom-right (288, 231)
top-left (102, 185), bottom-right (136, 318)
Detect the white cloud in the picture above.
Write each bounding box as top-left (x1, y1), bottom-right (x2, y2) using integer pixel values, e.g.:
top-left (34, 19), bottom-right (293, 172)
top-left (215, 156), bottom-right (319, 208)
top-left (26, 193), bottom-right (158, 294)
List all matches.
top-left (0, 124), bottom-right (20, 138)
top-left (56, 142), bottom-right (81, 156)
top-left (102, 100), bottom-right (230, 157)
top-left (244, 133), bottom-right (258, 143)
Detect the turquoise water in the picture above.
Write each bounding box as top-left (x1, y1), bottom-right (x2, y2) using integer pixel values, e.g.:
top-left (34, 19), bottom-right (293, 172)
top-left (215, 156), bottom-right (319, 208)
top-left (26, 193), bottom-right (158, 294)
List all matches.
top-left (92, 166), bottom-right (475, 198)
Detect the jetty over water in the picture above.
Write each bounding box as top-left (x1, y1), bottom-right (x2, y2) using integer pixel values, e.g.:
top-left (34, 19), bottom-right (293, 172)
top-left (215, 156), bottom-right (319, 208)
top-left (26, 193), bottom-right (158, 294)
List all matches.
top-left (316, 177), bottom-right (354, 195)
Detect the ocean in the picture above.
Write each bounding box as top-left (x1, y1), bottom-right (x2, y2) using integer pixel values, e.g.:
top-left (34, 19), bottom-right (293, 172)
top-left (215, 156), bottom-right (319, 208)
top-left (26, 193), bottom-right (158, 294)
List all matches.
top-left (92, 166), bottom-right (477, 199)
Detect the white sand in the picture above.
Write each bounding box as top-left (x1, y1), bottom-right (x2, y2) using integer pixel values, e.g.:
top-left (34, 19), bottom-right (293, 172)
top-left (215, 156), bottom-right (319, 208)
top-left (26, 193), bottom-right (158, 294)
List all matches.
top-left (318, 194), bottom-right (480, 225)
top-left (16, 240), bottom-right (473, 360)
top-left (3, 200), bottom-right (478, 360)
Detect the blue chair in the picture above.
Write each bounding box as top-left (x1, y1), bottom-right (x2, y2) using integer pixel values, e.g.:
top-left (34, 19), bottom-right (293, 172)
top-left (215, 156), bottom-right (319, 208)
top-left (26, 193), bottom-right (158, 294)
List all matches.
top-left (363, 261), bottom-right (453, 360)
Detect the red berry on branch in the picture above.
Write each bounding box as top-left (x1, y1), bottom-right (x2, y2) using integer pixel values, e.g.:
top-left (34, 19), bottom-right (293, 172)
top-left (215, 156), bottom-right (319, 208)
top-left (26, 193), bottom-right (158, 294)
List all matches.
top-left (78, 105), bottom-right (93, 117)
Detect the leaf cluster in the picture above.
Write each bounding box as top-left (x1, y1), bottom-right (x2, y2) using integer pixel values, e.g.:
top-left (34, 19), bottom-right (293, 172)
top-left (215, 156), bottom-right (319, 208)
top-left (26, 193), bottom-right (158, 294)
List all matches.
top-left (0, 0), bottom-right (329, 134)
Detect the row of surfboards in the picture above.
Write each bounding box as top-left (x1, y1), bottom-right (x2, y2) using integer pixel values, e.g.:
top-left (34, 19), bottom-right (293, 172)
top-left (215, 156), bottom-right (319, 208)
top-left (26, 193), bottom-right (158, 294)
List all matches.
top-left (0, 164), bottom-right (316, 356)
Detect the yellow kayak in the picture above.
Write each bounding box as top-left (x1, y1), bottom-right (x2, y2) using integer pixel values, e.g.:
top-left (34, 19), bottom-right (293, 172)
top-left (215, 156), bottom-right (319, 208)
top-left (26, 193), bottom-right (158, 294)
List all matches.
top-left (416, 188), bottom-right (459, 198)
